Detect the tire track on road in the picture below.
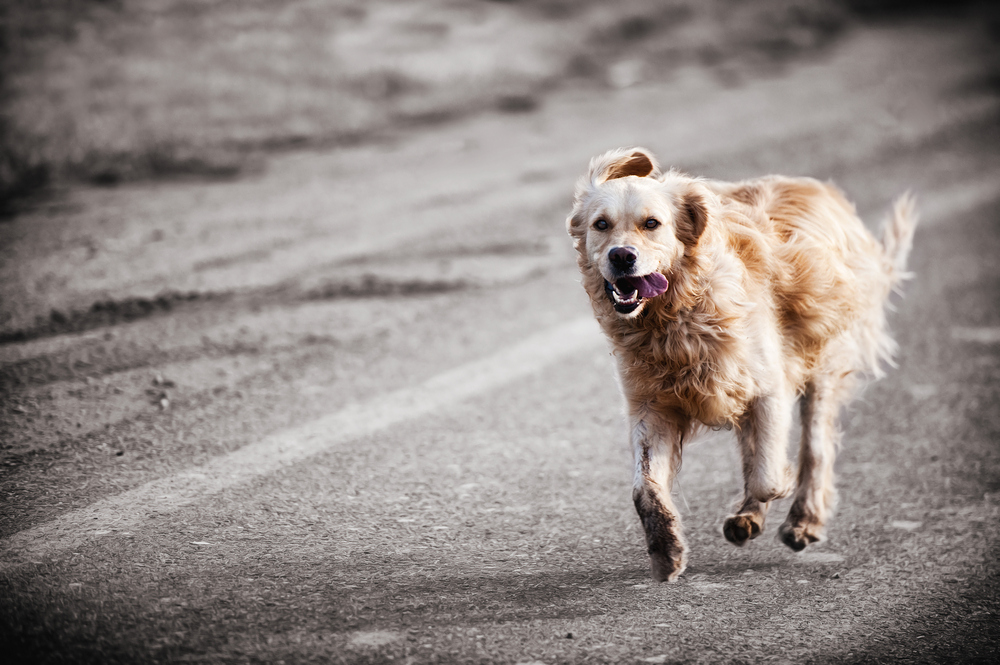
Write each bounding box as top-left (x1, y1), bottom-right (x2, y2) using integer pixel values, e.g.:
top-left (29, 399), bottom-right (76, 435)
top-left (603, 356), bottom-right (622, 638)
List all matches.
top-left (0, 317), bottom-right (604, 568)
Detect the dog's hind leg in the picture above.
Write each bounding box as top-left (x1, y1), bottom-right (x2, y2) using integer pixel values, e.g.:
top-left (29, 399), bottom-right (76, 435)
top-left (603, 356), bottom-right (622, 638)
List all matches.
top-left (779, 372), bottom-right (854, 551)
top-left (723, 387), bottom-right (796, 546)
top-left (631, 415), bottom-right (688, 582)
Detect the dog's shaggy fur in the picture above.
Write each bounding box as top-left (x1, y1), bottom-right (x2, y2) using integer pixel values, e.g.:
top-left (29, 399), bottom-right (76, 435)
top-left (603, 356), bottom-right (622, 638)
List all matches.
top-left (567, 147), bottom-right (917, 581)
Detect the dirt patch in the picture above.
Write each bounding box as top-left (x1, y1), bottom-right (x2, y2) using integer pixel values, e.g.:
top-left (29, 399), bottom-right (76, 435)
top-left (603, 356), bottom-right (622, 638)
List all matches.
top-left (304, 275), bottom-right (469, 302)
top-left (0, 232), bottom-right (562, 347)
top-left (0, 292), bottom-right (216, 346)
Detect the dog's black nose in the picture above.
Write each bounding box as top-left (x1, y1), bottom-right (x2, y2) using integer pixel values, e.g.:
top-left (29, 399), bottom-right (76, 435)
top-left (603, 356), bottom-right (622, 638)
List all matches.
top-left (608, 246), bottom-right (638, 272)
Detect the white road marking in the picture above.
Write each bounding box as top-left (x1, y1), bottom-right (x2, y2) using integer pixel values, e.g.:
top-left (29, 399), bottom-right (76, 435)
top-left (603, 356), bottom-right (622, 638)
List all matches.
top-left (792, 551), bottom-right (845, 564)
top-left (1, 317), bottom-right (603, 566)
top-left (348, 630), bottom-right (401, 648)
top-left (917, 177), bottom-right (1000, 226)
top-left (951, 326), bottom-right (1000, 345)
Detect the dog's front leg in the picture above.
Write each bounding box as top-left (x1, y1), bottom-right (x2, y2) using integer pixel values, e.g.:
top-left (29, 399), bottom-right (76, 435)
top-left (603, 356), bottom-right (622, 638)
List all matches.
top-left (631, 415), bottom-right (688, 582)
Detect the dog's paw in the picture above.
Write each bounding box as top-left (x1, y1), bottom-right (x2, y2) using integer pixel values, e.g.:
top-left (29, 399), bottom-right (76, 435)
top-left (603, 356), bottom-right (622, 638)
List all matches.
top-left (778, 519), bottom-right (824, 552)
top-left (649, 544), bottom-right (688, 583)
top-left (634, 488), bottom-right (688, 582)
top-left (722, 512), bottom-right (765, 546)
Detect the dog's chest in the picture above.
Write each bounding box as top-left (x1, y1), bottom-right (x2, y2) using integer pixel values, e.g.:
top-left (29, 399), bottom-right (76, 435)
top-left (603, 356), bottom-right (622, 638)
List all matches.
top-left (615, 316), bottom-right (756, 425)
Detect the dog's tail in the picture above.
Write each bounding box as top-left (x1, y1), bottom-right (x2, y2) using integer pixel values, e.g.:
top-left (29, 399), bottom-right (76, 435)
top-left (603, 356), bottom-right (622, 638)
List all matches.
top-left (879, 192), bottom-right (918, 291)
top-left (864, 193), bottom-right (918, 378)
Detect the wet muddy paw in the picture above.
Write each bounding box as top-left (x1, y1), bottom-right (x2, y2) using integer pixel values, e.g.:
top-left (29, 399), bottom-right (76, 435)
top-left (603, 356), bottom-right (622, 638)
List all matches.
top-left (778, 520), bottom-right (823, 552)
top-left (634, 488), bottom-right (687, 582)
top-left (648, 543), bottom-right (688, 583)
top-left (723, 512), bottom-right (764, 546)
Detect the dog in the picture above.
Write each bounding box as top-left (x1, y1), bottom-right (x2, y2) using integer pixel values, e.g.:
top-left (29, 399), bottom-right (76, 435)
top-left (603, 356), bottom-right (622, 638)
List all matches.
top-left (566, 147), bottom-right (917, 581)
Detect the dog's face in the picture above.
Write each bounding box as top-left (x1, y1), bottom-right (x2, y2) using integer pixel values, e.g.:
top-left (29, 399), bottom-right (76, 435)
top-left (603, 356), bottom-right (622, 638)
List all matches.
top-left (567, 148), bottom-right (708, 319)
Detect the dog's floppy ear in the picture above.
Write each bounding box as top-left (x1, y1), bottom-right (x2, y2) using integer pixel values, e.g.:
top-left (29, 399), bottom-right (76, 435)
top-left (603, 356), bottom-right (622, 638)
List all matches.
top-left (676, 185), bottom-right (709, 250)
top-left (566, 210), bottom-right (585, 240)
top-left (568, 147), bottom-right (661, 241)
top-left (588, 147), bottom-right (660, 186)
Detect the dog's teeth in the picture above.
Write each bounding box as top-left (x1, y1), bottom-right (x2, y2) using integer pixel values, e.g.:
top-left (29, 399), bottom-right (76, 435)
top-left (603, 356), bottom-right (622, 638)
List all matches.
top-left (609, 281), bottom-right (642, 307)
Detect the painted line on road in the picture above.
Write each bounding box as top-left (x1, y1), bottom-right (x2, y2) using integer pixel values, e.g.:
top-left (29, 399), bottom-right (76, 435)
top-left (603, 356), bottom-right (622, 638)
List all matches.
top-left (951, 326), bottom-right (1000, 345)
top-left (917, 175), bottom-right (999, 226)
top-left (1, 317), bottom-right (604, 567)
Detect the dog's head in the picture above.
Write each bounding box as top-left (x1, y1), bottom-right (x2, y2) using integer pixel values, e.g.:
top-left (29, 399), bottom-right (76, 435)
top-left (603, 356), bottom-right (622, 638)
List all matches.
top-left (567, 147), bottom-right (709, 319)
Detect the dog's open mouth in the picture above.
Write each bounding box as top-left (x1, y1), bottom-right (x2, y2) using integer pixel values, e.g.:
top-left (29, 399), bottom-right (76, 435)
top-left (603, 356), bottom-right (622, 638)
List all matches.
top-left (604, 273), bottom-right (669, 314)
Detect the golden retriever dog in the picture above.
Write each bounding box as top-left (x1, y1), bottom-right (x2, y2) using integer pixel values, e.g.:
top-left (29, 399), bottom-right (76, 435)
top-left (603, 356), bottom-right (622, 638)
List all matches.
top-left (567, 147), bottom-right (917, 582)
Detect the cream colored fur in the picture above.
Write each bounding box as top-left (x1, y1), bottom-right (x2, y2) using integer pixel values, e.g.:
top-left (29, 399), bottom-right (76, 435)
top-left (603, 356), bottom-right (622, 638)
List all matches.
top-left (567, 147), bottom-right (917, 582)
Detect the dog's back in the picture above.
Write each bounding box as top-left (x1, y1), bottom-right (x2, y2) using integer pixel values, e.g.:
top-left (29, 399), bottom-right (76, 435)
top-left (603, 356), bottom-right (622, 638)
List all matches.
top-left (708, 176), bottom-right (917, 381)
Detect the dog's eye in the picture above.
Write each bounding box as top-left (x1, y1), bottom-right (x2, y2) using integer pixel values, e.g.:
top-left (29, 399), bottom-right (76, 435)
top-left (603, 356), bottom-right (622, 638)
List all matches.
top-left (593, 219), bottom-right (609, 231)
top-left (645, 218), bottom-right (660, 229)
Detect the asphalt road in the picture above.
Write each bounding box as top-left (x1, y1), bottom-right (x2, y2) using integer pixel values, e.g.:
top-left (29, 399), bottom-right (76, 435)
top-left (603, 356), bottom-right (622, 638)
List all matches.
top-left (2, 15), bottom-right (1000, 665)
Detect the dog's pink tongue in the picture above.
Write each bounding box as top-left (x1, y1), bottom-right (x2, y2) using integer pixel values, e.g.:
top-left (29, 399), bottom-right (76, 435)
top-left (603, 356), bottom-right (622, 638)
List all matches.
top-left (616, 273), bottom-right (669, 299)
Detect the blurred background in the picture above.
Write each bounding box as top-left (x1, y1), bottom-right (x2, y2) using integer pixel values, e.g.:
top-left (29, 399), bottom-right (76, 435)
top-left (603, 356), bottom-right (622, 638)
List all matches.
top-left (0, 0), bottom-right (859, 200)
top-left (1, 0), bottom-right (996, 336)
top-left (1, 1), bottom-right (999, 663)
top-left (3, 0), bottom-right (986, 207)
